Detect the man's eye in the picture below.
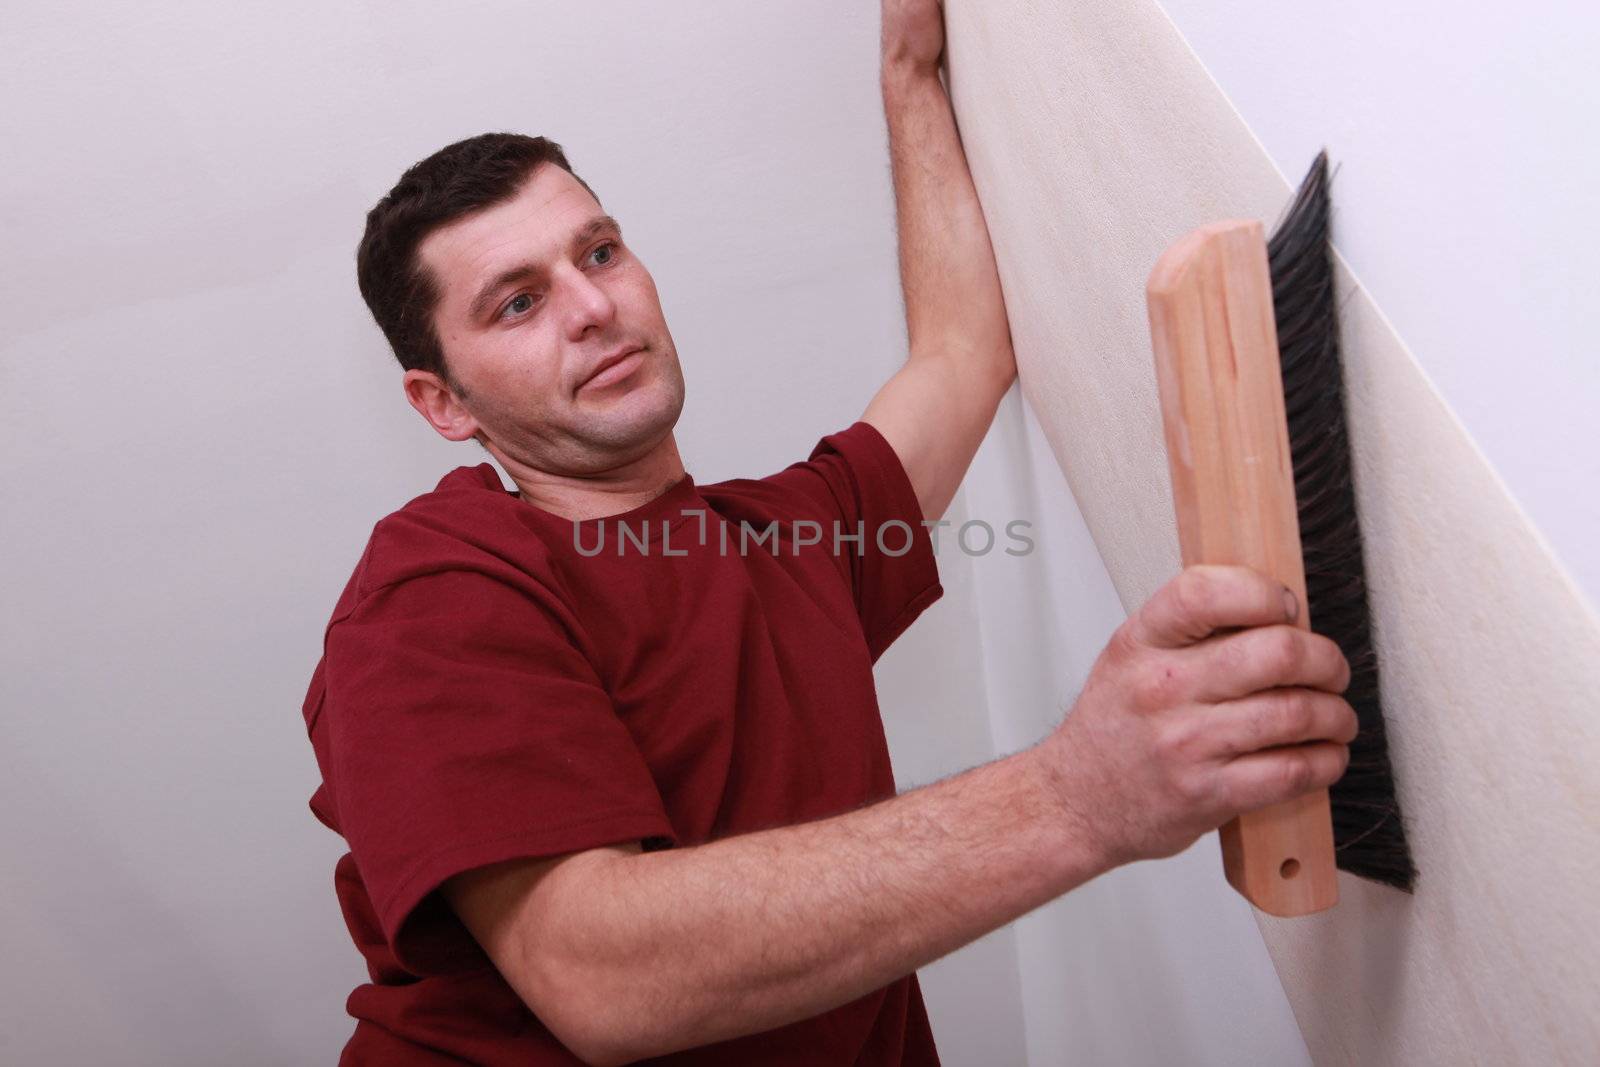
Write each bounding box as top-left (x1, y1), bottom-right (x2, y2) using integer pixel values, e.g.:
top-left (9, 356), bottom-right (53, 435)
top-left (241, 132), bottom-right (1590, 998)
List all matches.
top-left (590, 241), bottom-right (618, 266)
top-left (502, 293), bottom-right (536, 319)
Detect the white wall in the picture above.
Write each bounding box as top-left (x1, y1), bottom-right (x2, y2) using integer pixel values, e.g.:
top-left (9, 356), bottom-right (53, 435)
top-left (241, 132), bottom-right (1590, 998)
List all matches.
top-left (0, 2), bottom-right (1023, 1061)
top-left (1158, 0), bottom-right (1600, 614)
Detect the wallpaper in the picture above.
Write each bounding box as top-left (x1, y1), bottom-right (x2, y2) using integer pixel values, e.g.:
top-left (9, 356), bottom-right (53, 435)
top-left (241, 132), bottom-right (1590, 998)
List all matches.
top-left (943, 0), bottom-right (1600, 1060)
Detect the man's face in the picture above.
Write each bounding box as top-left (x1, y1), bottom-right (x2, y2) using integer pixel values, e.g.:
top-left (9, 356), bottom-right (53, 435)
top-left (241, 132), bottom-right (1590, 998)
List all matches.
top-left (410, 164), bottom-right (685, 476)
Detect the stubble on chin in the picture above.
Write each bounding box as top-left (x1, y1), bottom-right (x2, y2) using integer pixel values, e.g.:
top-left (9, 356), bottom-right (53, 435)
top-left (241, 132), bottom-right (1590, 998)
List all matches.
top-left (569, 366), bottom-right (684, 456)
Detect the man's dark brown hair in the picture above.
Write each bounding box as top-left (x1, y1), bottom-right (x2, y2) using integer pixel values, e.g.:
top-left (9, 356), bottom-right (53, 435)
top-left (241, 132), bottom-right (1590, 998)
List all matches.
top-left (355, 132), bottom-right (602, 398)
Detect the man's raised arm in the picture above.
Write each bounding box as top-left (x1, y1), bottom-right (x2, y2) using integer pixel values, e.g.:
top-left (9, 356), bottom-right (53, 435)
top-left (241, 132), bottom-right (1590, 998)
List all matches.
top-left (863, 0), bottom-right (1017, 524)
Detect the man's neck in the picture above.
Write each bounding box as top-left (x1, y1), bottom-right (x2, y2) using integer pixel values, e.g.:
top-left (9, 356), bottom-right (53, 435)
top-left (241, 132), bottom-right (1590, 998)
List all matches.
top-left (501, 437), bottom-right (687, 523)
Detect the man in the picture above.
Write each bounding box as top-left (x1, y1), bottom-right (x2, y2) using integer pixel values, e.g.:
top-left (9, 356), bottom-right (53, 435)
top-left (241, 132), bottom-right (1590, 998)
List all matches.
top-left (302, 3), bottom-right (1358, 1063)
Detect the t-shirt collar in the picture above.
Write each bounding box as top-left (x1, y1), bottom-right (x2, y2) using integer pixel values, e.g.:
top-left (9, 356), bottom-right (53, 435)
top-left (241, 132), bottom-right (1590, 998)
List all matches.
top-left (458, 462), bottom-right (704, 532)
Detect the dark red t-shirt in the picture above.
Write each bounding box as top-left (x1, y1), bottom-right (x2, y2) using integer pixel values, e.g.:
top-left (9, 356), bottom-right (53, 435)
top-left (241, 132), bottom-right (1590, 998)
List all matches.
top-left (301, 421), bottom-right (946, 1064)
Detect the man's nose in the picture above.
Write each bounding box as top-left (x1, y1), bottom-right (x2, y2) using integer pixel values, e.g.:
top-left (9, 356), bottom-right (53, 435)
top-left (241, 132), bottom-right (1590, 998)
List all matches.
top-left (558, 265), bottom-right (616, 337)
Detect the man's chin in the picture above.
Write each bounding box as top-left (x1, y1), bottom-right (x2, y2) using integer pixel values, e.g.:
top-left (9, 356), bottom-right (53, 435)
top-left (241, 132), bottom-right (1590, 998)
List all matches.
top-left (576, 379), bottom-right (684, 449)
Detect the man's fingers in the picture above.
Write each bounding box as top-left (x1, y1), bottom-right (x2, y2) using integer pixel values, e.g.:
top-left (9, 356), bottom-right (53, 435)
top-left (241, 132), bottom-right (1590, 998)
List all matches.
top-left (1132, 565), bottom-right (1298, 650)
top-left (1186, 625), bottom-right (1351, 702)
top-left (1218, 741), bottom-right (1351, 814)
top-left (1199, 688), bottom-right (1358, 759)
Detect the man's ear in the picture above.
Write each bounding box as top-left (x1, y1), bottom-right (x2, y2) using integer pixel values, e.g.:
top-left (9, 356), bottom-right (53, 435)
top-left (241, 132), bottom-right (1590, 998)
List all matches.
top-left (403, 368), bottom-right (481, 443)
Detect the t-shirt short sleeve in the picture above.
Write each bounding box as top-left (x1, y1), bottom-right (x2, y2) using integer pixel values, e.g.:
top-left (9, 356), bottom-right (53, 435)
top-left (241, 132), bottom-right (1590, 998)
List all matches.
top-left (768, 420), bottom-right (944, 661)
top-left (318, 567), bottom-right (677, 975)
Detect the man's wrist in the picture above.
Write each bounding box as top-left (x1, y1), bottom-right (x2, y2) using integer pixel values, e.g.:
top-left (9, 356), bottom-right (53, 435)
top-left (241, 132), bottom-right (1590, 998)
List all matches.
top-left (880, 54), bottom-right (942, 94)
top-left (1017, 738), bottom-right (1122, 880)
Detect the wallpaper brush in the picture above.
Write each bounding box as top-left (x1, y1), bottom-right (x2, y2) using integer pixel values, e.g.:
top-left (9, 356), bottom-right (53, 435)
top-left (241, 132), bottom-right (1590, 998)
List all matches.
top-left (1145, 152), bottom-right (1417, 915)
top-left (1266, 152), bottom-right (1416, 894)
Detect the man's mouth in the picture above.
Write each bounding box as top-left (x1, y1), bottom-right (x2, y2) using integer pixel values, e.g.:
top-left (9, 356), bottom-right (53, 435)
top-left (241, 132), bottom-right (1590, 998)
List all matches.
top-left (579, 346), bottom-right (645, 393)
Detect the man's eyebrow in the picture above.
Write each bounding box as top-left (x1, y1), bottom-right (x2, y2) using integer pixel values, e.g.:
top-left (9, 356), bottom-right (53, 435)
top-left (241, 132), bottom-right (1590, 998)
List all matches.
top-left (465, 214), bottom-right (623, 322)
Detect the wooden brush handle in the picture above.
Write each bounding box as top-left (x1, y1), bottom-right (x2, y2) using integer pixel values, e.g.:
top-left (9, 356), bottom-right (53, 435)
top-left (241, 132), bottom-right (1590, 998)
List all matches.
top-left (1145, 219), bottom-right (1339, 916)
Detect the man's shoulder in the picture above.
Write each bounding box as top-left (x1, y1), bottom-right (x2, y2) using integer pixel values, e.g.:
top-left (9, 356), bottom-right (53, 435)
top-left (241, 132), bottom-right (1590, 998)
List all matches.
top-left (375, 461), bottom-right (520, 537)
top-left (701, 421), bottom-right (890, 522)
top-left (337, 462), bottom-right (558, 617)
top-left (302, 464), bottom-right (564, 731)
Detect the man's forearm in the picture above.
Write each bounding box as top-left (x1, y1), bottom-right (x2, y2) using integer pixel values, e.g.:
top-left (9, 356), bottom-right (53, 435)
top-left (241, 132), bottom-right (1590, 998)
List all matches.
top-left (548, 743), bottom-right (1108, 1064)
top-left (882, 59), bottom-right (1013, 378)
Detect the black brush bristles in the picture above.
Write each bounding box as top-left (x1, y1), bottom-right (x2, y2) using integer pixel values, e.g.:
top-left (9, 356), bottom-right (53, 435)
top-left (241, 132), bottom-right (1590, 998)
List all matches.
top-left (1267, 152), bottom-right (1418, 893)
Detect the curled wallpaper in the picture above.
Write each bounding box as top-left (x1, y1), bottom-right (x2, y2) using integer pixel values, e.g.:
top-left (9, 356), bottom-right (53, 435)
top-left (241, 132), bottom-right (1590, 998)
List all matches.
top-left (943, 0), bottom-right (1600, 1061)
